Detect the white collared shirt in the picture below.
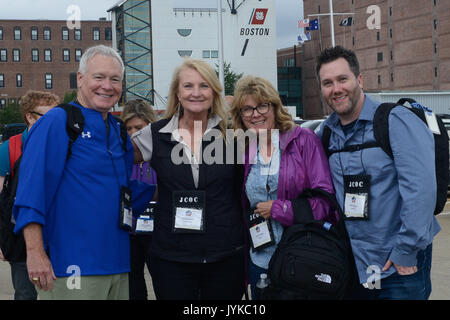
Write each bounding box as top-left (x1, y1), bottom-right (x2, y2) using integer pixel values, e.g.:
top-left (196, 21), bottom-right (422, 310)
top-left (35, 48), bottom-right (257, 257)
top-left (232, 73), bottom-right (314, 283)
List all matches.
top-left (132, 111), bottom-right (222, 188)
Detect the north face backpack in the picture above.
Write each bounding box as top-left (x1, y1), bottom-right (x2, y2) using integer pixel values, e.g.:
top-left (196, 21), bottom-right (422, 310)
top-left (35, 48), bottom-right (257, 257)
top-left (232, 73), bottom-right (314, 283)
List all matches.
top-left (263, 188), bottom-right (354, 300)
top-left (0, 103), bottom-right (128, 262)
top-left (322, 98), bottom-right (449, 215)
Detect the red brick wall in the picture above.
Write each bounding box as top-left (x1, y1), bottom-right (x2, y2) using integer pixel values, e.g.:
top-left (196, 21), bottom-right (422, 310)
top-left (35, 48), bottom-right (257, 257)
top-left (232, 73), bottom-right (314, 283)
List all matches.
top-left (0, 19), bottom-right (112, 103)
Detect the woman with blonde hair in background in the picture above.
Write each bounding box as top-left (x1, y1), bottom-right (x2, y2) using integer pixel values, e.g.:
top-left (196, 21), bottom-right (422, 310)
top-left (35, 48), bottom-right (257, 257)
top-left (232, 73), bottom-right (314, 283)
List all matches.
top-left (121, 99), bottom-right (157, 300)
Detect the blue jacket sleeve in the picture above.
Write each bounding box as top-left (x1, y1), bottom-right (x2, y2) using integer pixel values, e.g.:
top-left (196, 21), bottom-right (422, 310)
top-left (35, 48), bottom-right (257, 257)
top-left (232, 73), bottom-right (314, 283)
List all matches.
top-left (13, 109), bottom-right (69, 233)
top-left (129, 180), bottom-right (156, 216)
top-left (387, 107), bottom-right (437, 267)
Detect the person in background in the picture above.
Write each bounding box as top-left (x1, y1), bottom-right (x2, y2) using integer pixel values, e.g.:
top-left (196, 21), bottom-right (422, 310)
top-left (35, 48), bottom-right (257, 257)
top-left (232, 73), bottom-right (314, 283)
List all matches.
top-left (316, 46), bottom-right (440, 299)
top-left (0, 90), bottom-right (59, 300)
top-left (230, 75), bottom-right (338, 299)
top-left (132, 58), bottom-right (246, 300)
top-left (121, 99), bottom-right (157, 300)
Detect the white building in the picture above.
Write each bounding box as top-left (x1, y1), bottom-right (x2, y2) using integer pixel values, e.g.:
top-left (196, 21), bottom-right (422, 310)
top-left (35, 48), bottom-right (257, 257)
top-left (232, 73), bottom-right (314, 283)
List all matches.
top-left (109, 0), bottom-right (277, 110)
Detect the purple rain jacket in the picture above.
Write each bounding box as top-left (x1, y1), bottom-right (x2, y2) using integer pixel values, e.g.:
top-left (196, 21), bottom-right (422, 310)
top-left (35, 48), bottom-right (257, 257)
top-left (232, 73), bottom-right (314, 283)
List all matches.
top-left (242, 126), bottom-right (339, 226)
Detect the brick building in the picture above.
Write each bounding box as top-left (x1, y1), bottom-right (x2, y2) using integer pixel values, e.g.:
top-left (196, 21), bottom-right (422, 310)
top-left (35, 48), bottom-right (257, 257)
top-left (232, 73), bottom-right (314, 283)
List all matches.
top-left (301, 0), bottom-right (450, 119)
top-left (0, 19), bottom-right (112, 108)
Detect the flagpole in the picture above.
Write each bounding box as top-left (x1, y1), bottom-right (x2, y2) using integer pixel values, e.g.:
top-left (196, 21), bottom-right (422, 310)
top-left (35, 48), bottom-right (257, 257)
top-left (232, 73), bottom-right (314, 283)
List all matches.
top-left (329, 0), bottom-right (335, 47)
top-left (217, 0), bottom-right (225, 95)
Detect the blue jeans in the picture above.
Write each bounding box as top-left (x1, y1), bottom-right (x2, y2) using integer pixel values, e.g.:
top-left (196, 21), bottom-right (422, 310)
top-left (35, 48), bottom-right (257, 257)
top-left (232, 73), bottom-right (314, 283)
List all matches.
top-left (347, 244), bottom-right (433, 300)
top-left (10, 261), bottom-right (37, 300)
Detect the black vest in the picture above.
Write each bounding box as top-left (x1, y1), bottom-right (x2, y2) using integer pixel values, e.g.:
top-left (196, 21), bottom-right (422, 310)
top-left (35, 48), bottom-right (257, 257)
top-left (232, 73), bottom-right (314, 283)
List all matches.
top-left (150, 118), bottom-right (244, 263)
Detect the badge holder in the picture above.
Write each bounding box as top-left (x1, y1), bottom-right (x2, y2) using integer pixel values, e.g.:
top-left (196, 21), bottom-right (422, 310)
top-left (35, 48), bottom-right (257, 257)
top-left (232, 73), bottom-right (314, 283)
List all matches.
top-left (172, 190), bottom-right (206, 233)
top-left (119, 186), bottom-right (133, 231)
top-left (343, 175), bottom-right (371, 220)
top-left (247, 208), bottom-right (275, 252)
top-left (135, 201), bottom-right (157, 235)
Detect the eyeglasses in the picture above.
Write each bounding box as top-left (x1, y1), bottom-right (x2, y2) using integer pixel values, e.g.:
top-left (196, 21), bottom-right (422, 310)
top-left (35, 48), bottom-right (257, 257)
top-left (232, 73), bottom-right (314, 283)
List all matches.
top-left (240, 103), bottom-right (271, 118)
top-left (31, 111), bottom-right (44, 117)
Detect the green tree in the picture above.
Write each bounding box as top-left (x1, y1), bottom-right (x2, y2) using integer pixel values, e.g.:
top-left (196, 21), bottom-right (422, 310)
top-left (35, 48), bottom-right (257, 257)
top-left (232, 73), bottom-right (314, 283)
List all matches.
top-left (216, 62), bottom-right (243, 96)
top-left (0, 101), bottom-right (23, 125)
top-left (63, 90), bottom-right (77, 103)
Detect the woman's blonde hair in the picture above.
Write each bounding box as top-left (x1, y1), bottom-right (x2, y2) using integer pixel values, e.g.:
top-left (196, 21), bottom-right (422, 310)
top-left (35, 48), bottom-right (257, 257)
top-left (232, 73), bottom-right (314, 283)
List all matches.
top-left (121, 99), bottom-right (156, 125)
top-left (230, 75), bottom-right (294, 133)
top-left (164, 58), bottom-right (228, 138)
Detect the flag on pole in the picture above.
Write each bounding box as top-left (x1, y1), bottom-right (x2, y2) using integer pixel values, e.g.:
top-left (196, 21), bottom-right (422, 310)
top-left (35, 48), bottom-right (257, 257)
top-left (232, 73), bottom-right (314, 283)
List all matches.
top-left (306, 19), bottom-right (319, 31)
top-left (339, 17), bottom-right (354, 26)
top-left (297, 32), bottom-right (311, 44)
top-left (298, 19), bottom-right (309, 28)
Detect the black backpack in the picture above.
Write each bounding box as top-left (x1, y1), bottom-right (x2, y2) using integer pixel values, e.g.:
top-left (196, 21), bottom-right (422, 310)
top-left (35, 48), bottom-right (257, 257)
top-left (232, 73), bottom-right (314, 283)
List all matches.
top-left (322, 98), bottom-right (449, 215)
top-left (0, 103), bottom-right (128, 262)
top-left (263, 188), bottom-right (354, 300)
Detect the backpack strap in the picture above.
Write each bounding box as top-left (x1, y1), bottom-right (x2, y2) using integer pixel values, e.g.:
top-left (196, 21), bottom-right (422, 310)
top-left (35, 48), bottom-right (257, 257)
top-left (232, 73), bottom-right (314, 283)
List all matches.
top-left (8, 134), bottom-right (23, 177)
top-left (321, 124), bottom-right (379, 157)
top-left (372, 102), bottom-right (399, 160)
top-left (57, 103), bottom-right (85, 160)
top-left (292, 188), bottom-right (345, 224)
top-left (321, 125), bottom-right (332, 158)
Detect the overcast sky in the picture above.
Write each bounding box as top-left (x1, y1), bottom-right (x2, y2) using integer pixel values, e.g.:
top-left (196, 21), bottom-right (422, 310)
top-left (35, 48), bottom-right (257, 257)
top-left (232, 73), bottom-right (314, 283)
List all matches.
top-left (0, 0), bottom-right (303, 49)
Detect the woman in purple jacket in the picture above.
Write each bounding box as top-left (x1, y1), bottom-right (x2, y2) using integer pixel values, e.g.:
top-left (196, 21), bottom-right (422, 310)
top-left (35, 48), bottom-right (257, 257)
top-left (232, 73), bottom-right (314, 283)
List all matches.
top-left (230, 75), bottom-right (338, 299)
top-left (121, 99), bottom-right (158, 300)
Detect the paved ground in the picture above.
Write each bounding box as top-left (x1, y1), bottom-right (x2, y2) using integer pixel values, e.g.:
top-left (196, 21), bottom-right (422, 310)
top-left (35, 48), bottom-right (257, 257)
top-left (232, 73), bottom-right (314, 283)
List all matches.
top-left (1, 205), bottom-right (449, 300)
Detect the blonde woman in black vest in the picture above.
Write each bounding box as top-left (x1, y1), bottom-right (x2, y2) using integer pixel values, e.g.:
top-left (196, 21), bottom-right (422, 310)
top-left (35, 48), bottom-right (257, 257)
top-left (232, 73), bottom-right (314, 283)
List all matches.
top-left (132, 59), bottom-right (245, 300)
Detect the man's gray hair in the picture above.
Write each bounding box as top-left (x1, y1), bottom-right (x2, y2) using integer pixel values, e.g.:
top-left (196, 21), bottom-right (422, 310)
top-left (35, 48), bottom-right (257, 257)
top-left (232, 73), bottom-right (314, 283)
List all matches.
top-left (78, 45), bottom-right (124, 79)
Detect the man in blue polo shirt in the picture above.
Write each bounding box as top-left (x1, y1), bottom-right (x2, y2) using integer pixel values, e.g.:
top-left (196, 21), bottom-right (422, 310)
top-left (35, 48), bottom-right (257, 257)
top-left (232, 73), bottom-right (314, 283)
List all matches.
top-left (0, 90), bottom-right (59, 300)
top-left (12, 45), bottom-right (135, 300)
top-left (316, 46), bottom-right (440, 300)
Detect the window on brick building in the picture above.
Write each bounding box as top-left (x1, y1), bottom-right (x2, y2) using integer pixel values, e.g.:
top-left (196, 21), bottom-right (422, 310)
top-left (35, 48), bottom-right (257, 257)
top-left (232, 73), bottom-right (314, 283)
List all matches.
top-left (0, 99), bottom-right (6, 109)
top-left (45, 73), bottom-right (53, 89)
top-left (74, 29), bottom-right (82, 40)
top-left (44, 49), bottom-right (52, 62)
top-left (0, 74), bottom-right (4, 87)
top-left (0, 49), bottom-right (6, 62)
top-left (31, 27), bottom-right (38, 40)
top-left (16, 74), bottom-right (22, 87)
top-left (14, 27), bottom-right (21, 40)
top-left (105, 28), bottom-right (112, 40)
top-left (377, 52), bottom-right (383, 62)
top-left (44, 27), bottom-right (51, 40)
top-left (13, 49), bottom-right (20, 62)
top-left (93, 28), bottom-right (100, 40)
top-left (75, 49), bottom-right (82, 62)
top-left (69, 72), bottom-right (77, 89)
top-left (62, 27), bottom-right (69, 40)
top-left (0, 27), bottom-right (3, 40)
top-left (63, 49), bottom-right (70, 62)
top-left (32, 48), bottom-right (39, 62)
